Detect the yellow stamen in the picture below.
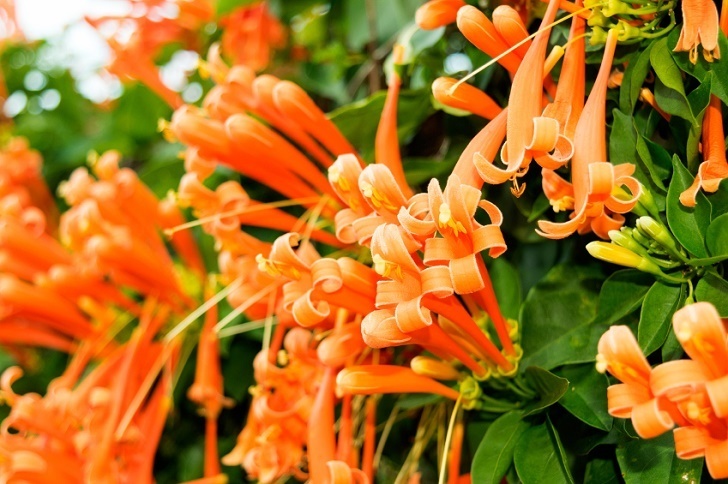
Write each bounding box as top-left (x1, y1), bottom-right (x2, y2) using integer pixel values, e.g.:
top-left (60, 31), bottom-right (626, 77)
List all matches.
top-left (437, 203), bottom-right (467, 236)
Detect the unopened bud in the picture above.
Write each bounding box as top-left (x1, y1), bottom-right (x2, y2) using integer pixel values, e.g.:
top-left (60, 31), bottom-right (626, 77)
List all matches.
top-left (636, 217), bottom-right (683, 258)
top-left (411, 356), bottom-right (461, 381)
top-left (586, 241), bottom-right (664, 277)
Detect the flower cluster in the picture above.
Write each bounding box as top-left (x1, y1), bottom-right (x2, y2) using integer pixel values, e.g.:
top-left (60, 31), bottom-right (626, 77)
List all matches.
top-left (598, 302), bottom-right (728, 479)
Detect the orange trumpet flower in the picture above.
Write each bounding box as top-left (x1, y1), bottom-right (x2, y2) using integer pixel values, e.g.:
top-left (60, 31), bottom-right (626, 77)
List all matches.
top-left (536, 29), bottom-right (641, 240)
top-left (673, 0), bottom-right (721, 63)
top-left (416, 0), bottom-right (467, 30)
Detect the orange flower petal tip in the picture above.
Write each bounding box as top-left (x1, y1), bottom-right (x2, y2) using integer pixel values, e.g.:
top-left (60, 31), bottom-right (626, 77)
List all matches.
top-left (336, 365), bottom-right (460, 400)
top-left (706, 440), bottom-right (728, 479)
top-left (415, 0), bottom-right (466, 30)
top-left (630, 398), bottom-right (674, 438)
top-left (491, 5), bottom-right (531, 58)
top-left (596, 325), bottom-right (651, 387)
top-left (673, 0), bottom-right (721, 63)
top-left (410, 356), bottom-right (461, 381)
top-left (431, 77), bottom-right (502, 120)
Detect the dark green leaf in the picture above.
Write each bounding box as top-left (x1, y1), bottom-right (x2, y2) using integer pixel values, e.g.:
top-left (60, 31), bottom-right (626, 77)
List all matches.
top-left (666, 155), bottom-right (712, 257)
top-left (520, 266), bottom-right (602, 370)
top-left (490, 258), bottom-right (522, 320)
top-left (638, 282), bottom-right (684, 356)
top-left (471, 411), bottom-right (529, 484)
top-left (329, 89), bottom-right (434, 161)
top-left (523, 367), bottom-right (569, 416)
top-left (616, 432), bottom-right (703, 483)
top-left (662, 328), bottom-right (684, 361)
top-left (620, 42), bottom-right (655, 114)
top-left (695, 274), bottom-right (728, 317)
top-left (651, 38), bottom-right (695, 124)
top-left (584, 457), bottom-right (621, 484)
top-left (594, 270), bottom-right (654, 326)
top-left (556, 364), bottom-right (612, 431)
top-left (707, 213), bottom-right (728, 257)
top-left (514, 419), bottom-right (574, 484)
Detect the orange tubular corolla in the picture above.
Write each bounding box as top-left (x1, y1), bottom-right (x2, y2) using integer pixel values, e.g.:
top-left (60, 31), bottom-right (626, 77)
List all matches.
top-left (336, 365), bottom-right (460, 401)
top-left (416, 0), bottom-right (467, 30)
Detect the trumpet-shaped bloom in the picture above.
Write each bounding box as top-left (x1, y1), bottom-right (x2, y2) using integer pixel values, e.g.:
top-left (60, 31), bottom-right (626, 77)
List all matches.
top-left (680, 96), bottom-right (728, 206)
top-left (674, 0), bottom-right (721, 63)
top-left (537, 29), bottom-right (641, 240)
top-left (416, 0), bottom-right (466, 30)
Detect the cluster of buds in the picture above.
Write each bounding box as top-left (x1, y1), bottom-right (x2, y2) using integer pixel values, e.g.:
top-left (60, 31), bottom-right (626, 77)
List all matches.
top-left (587, 212), bottom-right (693, 284)
top-left (598, 302), bottom-right (728, 479)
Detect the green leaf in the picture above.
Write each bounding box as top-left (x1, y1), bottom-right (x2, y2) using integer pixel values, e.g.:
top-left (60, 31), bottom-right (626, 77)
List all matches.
top-left (635, 134), bottom-right (669, 192)
top-left (584, 457), bottom-right (621, 484)
top-left (514, 419), bottom-right (574, 484)
top-left (662, 328), bottom-right (684, 361)
top-left (619, 42), bottom-right (655, 114)
top-left (594, 270), bottom-right (654, 326)
top-left (329, 89), bottom-right (434, 161)
top-left (215, 0), bottom-right (259, 18)
top-left (707, 213), bottom-right (728, 257)
top-left (616, 433), bottom-right (703, 483)
top-left (523, 367), bottom-right (569, 416)
top-left (637, 282), bottom-right (684, 356)
top-left (490, 258), bottom-right (522, 320)
top-left (556, 364), bottom-right (612, 431)
top-left (670, 29), bottom-right (728, 106)
top-left (685, 72), bottom-right (713, 170)
top-left (651, 38), bottom-right (695, 124)
top-left (519, 266), bottom-right (602, 370)
top-left (695, 274), bottom-right (728, 317)
top-left (666, 155), bottom-right (712, 257)
top-left (471, 411), bottom-right (529, 484)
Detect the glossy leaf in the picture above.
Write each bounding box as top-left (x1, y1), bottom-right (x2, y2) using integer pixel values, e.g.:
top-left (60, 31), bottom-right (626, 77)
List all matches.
top-left (695, 274), bottom-right (728, 317)
top-left (520, 266), bottom-right (602, 370)
top-left (471, 411), bottom-right (529, 484)
top-left (616, 433), bottom-right (703, 483)
top-left (651, 38), bottom-right (696, 124)
top-left (522, 367), bottom-right (569, 416)
top-left (594, 270), bottom-right (654, 326)
top-left (556, 364), bottom-right (612, 431)
top-left (619, 42), bottom-right (655, 114)
top-left (514, 418), bottom-right (574, 484)
top-left (706, 213), bottom-right (728, 257)
top-left (490, 258), bottom-right (522, 320)
top-left (638, 282), bottom-right (684, 356)
top-left (666, 155), bottom-right (712, 257)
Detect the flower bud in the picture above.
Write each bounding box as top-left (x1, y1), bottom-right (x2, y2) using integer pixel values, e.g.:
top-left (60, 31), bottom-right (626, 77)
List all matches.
top-left (636, 217), bottom-right (683, 258)
top-left (586, 241), bottom-right (666, 278)
top-left (411, 356), bottom-right (462, 381)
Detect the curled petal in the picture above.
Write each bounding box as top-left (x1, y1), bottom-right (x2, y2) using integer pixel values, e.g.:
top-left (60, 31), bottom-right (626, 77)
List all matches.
top-left (398, 194), bottom-right (436, 238)
top-left (705, 374), bottom-right (728, 418)
top-left (311, 258), bottom-right (343, 293)
top-left (631, 398), bottom-right (674, 439)
top-left (421, 266), bottom-right (454, 298)
top-left (607, 383), bottom-right (652, 418)
top-left (327, 460), bottom-right (369, 484)
top-left (706, 439), bottom-right (728, 479)
top-left (474, 148), bottom-right (520, 185)
top-left (361, 310), bottom-right (411, 348)
top-left (650, 360), bottom-right (711, 402)
top-left (533, 134), bottom-right (574, 170)
top-left (674, 426), bottom-right (710, 459)
top-left (449, 254), bottom-right (484, 294)
top-left (597, 326), bottom-right (651, 387)
top-left (395, 296), bottom-right (432, 333)
top-left (604, 174), bottom-right (642, 214)
top-left (589, 211), bottom-right (625, 240)
top-left (291, 289), bottom-right (330, 328)
top-left (673, 302), bottom-right (728, 378)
